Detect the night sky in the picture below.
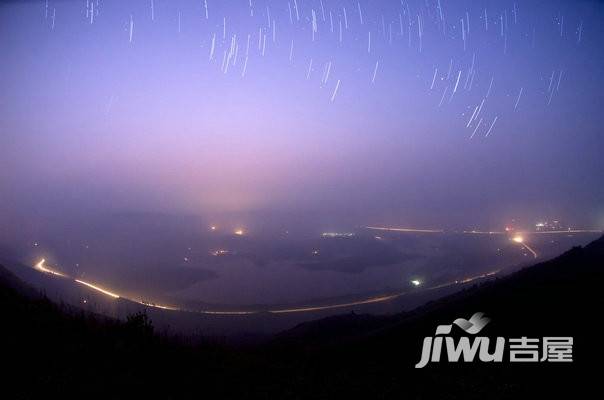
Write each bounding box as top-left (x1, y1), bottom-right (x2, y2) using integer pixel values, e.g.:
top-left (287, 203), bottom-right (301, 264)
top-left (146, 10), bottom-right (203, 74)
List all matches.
top-left (1, 0), bottom-right (604, 232)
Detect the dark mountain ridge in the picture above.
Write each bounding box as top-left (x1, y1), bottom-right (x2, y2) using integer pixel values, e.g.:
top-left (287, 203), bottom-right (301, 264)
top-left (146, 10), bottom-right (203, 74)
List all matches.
top-left (2, 235), bottom-right (603, 399)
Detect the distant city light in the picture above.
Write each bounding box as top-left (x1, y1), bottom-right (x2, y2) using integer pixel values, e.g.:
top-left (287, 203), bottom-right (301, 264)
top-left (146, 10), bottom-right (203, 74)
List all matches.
top-left (321, 232), bottom-right (355, 238)
top-left (512, 235), bottom-right (524, 243)
top-left (410, 279), bottom-right (422, 287)
top-left (210, 225), bottom-right (217, 231)
top-left (234, 229), bottom-right (244, 236)
top-left (535, 220), bottom-right (564, 232)
top-left (366, 226), bottom-right (443, 233)
top-left (210, 249), bottom-right (230, 256)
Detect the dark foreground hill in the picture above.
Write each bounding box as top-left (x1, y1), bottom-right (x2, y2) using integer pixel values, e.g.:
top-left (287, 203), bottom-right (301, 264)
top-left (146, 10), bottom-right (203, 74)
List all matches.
top-left (2, 235), bottom-right (603, 399)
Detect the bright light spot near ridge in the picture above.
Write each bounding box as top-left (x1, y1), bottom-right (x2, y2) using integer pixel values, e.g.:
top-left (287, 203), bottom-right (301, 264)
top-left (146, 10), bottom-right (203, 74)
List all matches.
top-left (411, 279), bottom-right (422, 287)
top-left (210, 226), bottom-right (217, 231)
top-left (234, 229), bottom-right (244, 236)
top-left (512, 235), bottom-right (524, 243)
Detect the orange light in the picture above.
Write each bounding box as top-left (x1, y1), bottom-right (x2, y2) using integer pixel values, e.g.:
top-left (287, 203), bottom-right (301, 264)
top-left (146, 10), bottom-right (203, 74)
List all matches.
top-left (34, 259), bottom-right (67, 277)
top-left (75, 279), bottom-right (120, 298)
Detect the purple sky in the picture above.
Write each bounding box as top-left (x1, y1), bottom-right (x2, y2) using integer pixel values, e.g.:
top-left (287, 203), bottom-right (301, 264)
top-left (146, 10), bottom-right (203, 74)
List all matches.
top-left (1, 0), bottom-right (604, 232)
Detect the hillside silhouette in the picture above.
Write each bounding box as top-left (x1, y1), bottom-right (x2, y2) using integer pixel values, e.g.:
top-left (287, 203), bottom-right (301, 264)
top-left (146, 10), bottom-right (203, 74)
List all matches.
top-left (2, 235), bottom-right (603, 399)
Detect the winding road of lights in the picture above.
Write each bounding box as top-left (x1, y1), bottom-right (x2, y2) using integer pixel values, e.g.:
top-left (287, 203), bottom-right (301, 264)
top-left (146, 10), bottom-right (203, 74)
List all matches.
top-left (75, 279), bottom-right (120, 298)
top-left (30, 258), bottom-right (501, 316)
top-left (34, 259), bottom-right (67, 277)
